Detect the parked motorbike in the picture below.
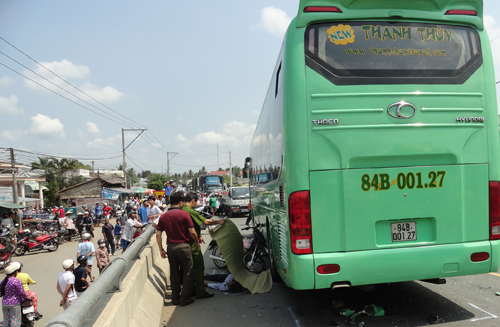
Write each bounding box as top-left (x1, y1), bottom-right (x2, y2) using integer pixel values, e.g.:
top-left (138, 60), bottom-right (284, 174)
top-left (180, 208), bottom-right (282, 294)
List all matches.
top-left (0, 243), bottom-right (15, 269)
top-left (209, 223), bottom-right (270, 274)
top-left (15, 231), bottom-right (59, 256)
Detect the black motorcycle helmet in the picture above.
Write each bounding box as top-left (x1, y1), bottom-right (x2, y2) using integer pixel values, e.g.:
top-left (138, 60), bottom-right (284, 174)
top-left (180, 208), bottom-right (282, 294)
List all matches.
top-left (97, 239), bottom-right (106, 245)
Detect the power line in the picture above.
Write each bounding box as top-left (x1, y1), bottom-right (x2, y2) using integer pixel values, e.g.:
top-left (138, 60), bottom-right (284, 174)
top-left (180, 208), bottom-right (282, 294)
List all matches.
top-left (0, 147), bottom-right (123, 161)
top-left (0, 36), bottom-right (146, 130)
top-left (0, 62), bottom-right (133, 127)
top-left (126, 154), bottom-right (145, 172)
top-left (0, 51), bottom-right (136, 129)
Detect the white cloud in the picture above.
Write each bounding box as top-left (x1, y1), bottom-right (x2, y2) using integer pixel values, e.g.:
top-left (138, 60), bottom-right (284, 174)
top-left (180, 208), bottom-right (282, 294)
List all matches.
top-left (0, 130), bottom-right (22, 141)
top-left (193, 121), bottom-right (256, 148)
top-left (253, 7), bottom-right (291, 37)
top-left (175, 134), bottom-right (187, 142)
top-left (28, 114), bottom-right (65, 138)
top-left (0, 76), bottom-right (14, 86)
top-left (23, 59), bottom-right (125, 103)
top-left (79, 82), bottom-right (125, 103)
top-left (0, 95), bottom-right (23, 115)
top-left (86, 122), bottom-right (100, 133)
top-left (86, 137), bottom-right (116, 149)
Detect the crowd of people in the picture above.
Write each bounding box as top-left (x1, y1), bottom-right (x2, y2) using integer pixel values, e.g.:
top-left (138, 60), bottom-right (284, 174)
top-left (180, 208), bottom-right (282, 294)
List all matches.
top-left (0, 186), bottom-right (241, 324)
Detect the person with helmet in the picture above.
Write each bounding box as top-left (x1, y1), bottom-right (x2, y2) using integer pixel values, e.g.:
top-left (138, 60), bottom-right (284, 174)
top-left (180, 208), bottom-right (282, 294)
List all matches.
top-left (95, 239), bottom-right (110, 273)
top-left (57, 259), bottom-right (77, 310)
top-left (73, 255), bottom-right (89, 297)
top-left (77, 233), bottom-right (95, 282)
top-left (15, 262), bottom-right (42, 318)
top-left (0, 262), bottom-right (30, 325)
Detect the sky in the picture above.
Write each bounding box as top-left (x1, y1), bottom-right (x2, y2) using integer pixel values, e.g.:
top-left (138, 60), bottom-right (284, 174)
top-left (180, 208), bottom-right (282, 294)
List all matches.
top-left (1, 1), bottom-right (500, 176)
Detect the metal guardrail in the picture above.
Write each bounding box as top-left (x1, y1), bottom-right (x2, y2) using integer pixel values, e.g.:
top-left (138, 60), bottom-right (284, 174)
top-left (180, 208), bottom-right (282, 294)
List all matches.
top-left (44, 224), bottom-right (156, 327)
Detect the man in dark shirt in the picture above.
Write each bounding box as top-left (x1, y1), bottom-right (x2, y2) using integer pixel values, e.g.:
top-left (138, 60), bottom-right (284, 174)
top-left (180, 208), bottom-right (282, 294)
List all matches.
top-left (73, 255), bottom-right (89, 296)
top-left (156, 191), bottom-right (199, 307)
top-left (101, 217), bottom-right (115, 256)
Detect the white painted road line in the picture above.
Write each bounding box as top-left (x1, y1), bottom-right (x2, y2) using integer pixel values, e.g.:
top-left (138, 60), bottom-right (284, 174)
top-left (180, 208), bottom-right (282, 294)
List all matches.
top-left (469, 303), bottom-right (498, 322)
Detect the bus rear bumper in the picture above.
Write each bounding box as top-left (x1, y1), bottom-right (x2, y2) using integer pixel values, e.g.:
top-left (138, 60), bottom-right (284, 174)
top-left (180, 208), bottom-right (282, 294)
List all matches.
top-left (310, 241), bottom-right (500, 289)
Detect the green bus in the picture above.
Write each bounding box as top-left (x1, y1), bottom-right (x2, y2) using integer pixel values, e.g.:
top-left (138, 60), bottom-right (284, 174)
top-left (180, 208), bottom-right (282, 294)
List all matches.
top-left (246, 0), bottom-right (500, 290)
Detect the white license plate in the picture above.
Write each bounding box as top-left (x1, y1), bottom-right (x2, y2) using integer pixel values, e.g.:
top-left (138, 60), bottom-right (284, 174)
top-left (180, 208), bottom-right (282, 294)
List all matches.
top-left (391, 222), bottom-right (417, 242)
top-left (22, 306), bottom-right (34, 314)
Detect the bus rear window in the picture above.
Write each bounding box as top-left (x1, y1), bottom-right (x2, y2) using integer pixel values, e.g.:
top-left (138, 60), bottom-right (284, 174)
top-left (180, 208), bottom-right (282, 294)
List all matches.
top-left (305, 22), bottom-right (482, 85)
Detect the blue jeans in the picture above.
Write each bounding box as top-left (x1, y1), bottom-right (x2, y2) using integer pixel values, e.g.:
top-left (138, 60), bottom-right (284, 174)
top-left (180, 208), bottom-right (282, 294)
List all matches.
top-left (105, 239), bottom-right (115, 255)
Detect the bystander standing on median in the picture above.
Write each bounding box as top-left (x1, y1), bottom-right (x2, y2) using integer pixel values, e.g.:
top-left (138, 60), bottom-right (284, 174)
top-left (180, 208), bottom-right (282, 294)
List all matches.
top-left (183, 192), bottom-right (224, 299)
top-left (138, 201), bottom-right (148, 224)
top-left (156, 191), bottom-right (199, 306)
top-left (147, 196), bottom-right (162, 222)
top-left (121, 210), bottom-right (144, 253)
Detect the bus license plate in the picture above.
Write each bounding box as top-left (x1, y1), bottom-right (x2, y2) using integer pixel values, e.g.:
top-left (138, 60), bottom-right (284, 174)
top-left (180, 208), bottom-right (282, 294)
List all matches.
top-left (391, 222), bottom-right (417, 242)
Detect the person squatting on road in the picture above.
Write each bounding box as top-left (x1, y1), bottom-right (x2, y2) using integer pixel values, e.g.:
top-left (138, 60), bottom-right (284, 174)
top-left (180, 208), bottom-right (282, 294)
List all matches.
top-left (96, 239), bottom-right (110, 273)
top-left (101, 217), bottom-right (115, 256)
top-left (182, 192), bottom-right (224, 299)
top-left (156, 191), bottom-right (200, 306)
top-left (0, 262), bottom-right (30, 327)
top-left (57, 259), bottom-right (78, 311)
top-left (77, 233), bottom-right (95, 282)
top-left (74, 255), bottom-right (89, 297)
top-left (15, 262), bottom-right (42, 317)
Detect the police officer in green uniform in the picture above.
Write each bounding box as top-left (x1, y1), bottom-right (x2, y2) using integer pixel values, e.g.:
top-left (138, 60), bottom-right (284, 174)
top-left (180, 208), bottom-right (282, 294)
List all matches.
top-left (182, 192), bottom-right (224, 299)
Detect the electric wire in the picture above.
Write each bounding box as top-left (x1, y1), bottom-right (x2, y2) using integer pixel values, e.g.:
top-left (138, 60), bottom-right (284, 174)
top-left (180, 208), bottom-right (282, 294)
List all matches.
top-left (0, 37), bottom-right (174, 154)
top-left (0, 51), bottom-right (136, 129)
top-left (0, 63), bottom-right (133, 127)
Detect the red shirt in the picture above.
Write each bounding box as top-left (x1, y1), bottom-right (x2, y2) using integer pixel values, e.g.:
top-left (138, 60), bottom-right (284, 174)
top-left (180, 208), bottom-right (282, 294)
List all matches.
top-left (156, 208), bottom-right (193, 244)
top-left (103, 206), bottom-right (112, 215)
top-left (58, 208), bottom-right (65, 218)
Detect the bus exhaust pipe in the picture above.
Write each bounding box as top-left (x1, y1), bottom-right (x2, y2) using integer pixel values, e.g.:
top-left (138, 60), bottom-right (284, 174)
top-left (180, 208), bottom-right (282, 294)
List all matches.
top-left (331, 282), bottom-right (351, 290)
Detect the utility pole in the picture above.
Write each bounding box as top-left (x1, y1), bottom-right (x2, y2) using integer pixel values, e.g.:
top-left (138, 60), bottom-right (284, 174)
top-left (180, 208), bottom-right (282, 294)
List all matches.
top-left (229, 151), bottom-right (232, 187)
top-left (122, 128), bottom-right (147, 188)
top-left (91, 161), bottom-right (95, 178)
top-left (9, 148), bottom-right (19, 224)
top-left (167, 152), bottom-right (179, 177)
top-left (217, 143), bottom-right (219, 170)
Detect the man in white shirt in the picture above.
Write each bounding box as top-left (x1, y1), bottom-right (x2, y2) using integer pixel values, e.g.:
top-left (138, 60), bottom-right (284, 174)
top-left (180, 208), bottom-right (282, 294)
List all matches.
top-left (147, 196), bottom-right (162, 222)
top-left (57, 259), bottom-right (78, 310)
top-left (121, 210), bottom-right (144, 253)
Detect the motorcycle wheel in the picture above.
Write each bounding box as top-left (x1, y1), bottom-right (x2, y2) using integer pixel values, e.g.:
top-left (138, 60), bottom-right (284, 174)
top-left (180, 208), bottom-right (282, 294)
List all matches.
top-left (14, 245), bottom-right (26, 256)
top-left (242, 250), bottom-right (265, 274)
top-left (47, 239), bottom-right (59, 252)
top-left (212, 246), bottom-right (227, 269)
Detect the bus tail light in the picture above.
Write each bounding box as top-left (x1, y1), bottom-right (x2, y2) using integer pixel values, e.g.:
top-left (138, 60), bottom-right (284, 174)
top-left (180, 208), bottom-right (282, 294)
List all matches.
top-left (303, 6), bottom-right (342, 13)
top-left (471, 252), bottom-right (489, 262)
top-left (489, 181), bottom-right (500, 240)
top-left (445, 10), bottom-right (478, 16)
top-left (289, 191), bottom-right (312, 254)
top-left (317, 264), bottom-right (340, 274)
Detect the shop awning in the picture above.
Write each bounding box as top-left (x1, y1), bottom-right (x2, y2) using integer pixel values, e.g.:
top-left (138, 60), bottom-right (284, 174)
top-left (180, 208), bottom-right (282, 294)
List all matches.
top-left (0, 202), bottom-right (28, 209)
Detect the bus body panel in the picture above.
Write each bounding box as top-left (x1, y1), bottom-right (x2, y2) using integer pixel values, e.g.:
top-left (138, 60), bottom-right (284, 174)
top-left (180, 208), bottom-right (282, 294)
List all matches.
top-left (310, 165), bottom-right (488, 255)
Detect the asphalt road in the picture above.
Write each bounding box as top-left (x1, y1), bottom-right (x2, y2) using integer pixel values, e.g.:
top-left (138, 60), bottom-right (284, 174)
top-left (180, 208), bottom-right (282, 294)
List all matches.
top-left (0, 229), bottom-right (105, 327)
top-left (162, 216), bottom-right (500, 327)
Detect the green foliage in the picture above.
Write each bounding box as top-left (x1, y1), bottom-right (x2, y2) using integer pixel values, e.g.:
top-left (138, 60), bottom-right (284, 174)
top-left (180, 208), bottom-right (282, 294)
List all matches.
top-left (232, 166), bottom-right (241, 179)
top-left (147, 173), bottom-right (169, 190)
top-left (31, 157), bottom-right (90, 206)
